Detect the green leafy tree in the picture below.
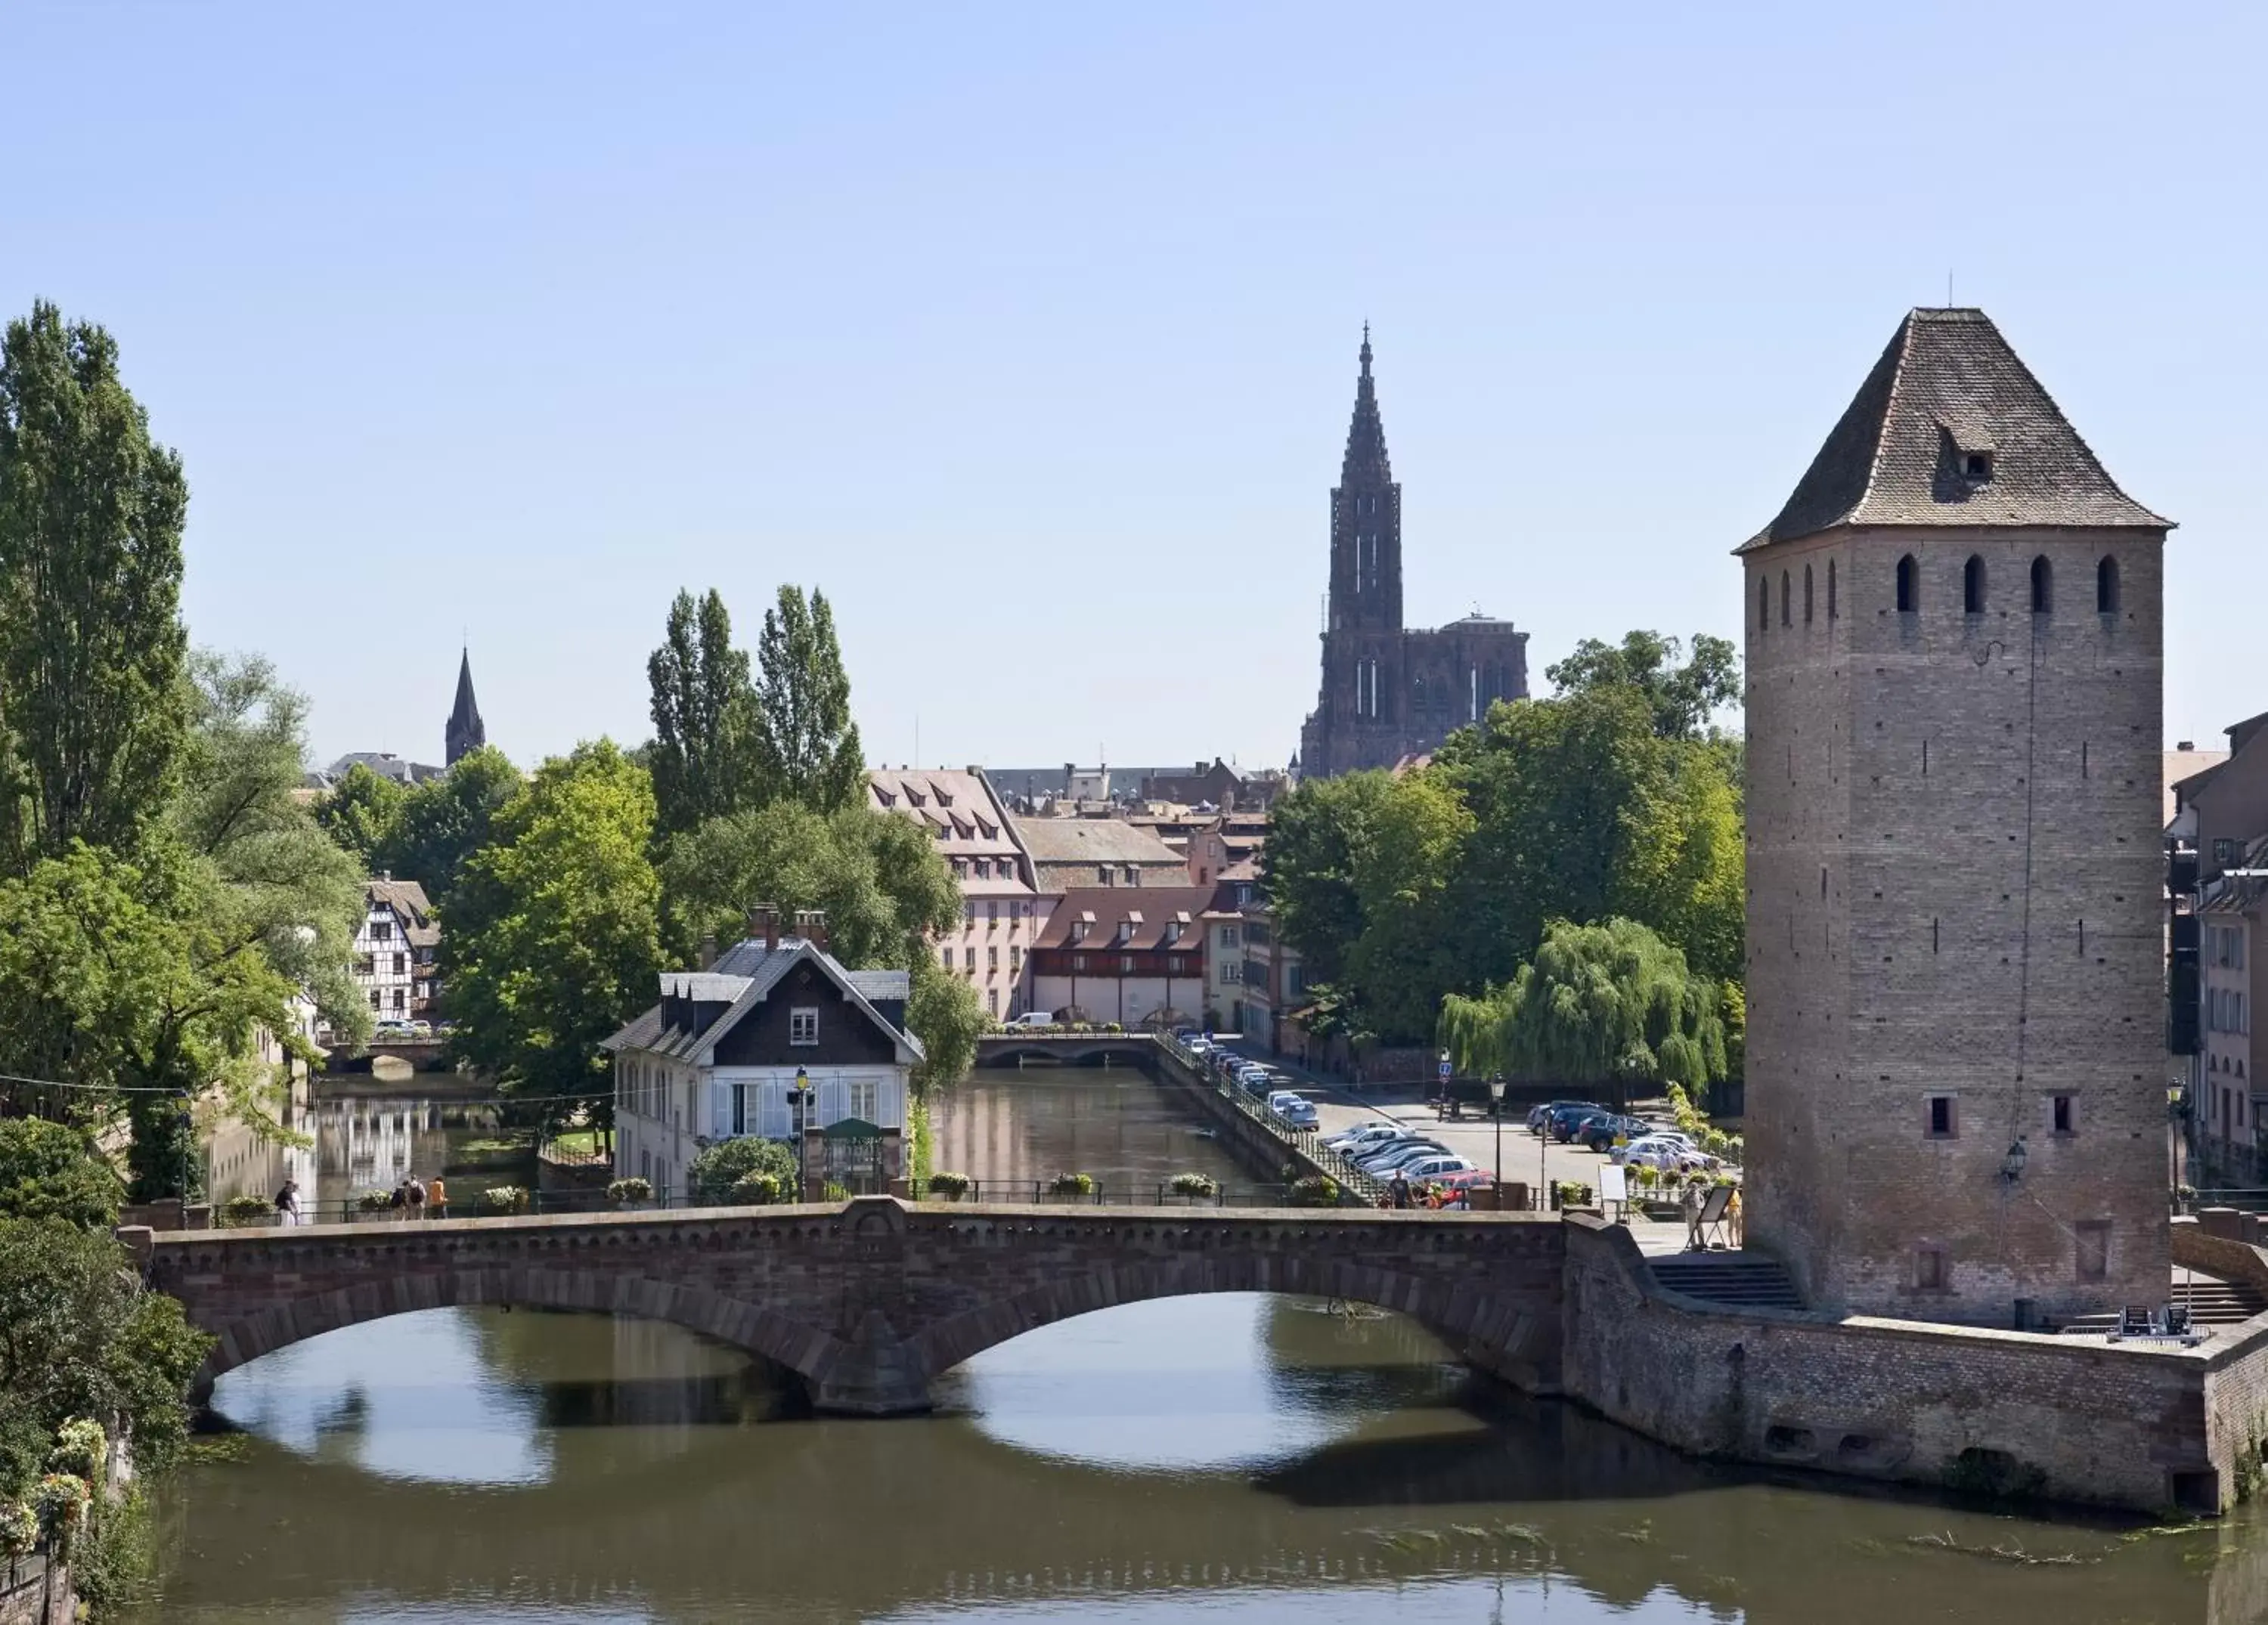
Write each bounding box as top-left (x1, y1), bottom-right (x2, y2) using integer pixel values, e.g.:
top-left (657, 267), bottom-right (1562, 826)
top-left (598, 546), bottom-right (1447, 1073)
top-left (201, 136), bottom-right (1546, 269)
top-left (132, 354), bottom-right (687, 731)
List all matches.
top-left (1260, 770), bottom-right (1395, 989)
top-left (1544, 630), bottom-right (1740, 741)
top-left (646, 588), bottom-right (760, 837)
top-left (687, 1136), bottom-right (798, 1203)
top-left (442, 741), bottom-right (663, 1135)
top-left (376, 744), bottom-right (519, 903)
top-left (312, 762), bottom-right (406, 871)
top-left (751, 585), bottom-right (864, 813)
top-left (0, 302), bottom-right (191, 873)
top-left (1440, 917), bottom-right (1730, 1103)
top-left (0, 1218), bottom-right (211, 1501)
top-left (1342, 772), bottom-right (1473, 1043)
top-left (0, 1122), bottom-right (122, 1230)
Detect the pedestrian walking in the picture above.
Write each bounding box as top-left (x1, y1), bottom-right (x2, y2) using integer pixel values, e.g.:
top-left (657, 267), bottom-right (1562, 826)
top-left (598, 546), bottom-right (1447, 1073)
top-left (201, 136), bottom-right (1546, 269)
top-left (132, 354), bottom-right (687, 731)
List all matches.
top-left (428, 1174), bottom-right (448, 1218)
top-left (1727, 1187), bottom-right (1743, 1248)
top-left (407, 1175), bottom-right (427, 1219)
top-left (1682, 1181), bottom-right (1705, 1252)
top-left (389, 1179), bottom-right (409, 1221)
top-left (1389, 1171), bottom-right (1412, 1211)
top-left (274, 1177), bottom-right (301, 1227)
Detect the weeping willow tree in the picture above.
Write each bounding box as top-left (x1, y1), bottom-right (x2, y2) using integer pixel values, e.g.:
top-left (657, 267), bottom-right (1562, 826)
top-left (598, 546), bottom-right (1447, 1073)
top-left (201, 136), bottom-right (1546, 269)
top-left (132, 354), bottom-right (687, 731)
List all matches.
top-left (1439, 916), bottom-right (1730, 1106)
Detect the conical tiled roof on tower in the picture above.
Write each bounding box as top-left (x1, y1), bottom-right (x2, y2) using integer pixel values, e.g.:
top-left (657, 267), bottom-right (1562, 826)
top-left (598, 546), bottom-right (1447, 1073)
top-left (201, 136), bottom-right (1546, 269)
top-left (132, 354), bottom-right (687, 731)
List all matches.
top-left (1744, 307), bottom-right (2167, 550)
top-left (1341, 323), bottom-right (1393, 485)
top-left (445, 648), bottom-right (486, 766)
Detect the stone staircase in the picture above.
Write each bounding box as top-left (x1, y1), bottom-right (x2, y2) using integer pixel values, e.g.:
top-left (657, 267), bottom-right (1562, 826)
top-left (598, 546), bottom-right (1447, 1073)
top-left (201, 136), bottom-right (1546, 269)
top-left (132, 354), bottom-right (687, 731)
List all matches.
top-left (1649, 1251), bottom-right (1805, 1311)
top-left (2058, 1271), bottom-right (2268, 1335)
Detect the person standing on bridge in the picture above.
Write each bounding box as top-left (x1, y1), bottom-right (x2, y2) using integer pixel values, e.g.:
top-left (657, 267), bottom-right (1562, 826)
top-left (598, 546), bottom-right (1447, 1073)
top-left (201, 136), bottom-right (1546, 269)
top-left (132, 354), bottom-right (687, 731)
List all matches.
top-left (274, 1178), bottom-right (301, 1227)
top-left (427, 1173), bottom-right (447, 1218)
top-left (407, 1175), bottom-right (427, 1220)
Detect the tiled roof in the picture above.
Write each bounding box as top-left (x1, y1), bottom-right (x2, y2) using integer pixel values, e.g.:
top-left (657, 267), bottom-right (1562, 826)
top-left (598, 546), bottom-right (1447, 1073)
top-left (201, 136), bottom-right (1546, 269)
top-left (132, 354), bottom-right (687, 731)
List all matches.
top-left (367, 878), bottom-right (439, 949)
top-left (1034, 887), bottom-right (1216, 951)
top-left (1010, 816), bottom-right (1185, 867)
top-left (602, 937), bottom-right (923, 1063)
top-left (1746, 308), bottom-right (2169, 550)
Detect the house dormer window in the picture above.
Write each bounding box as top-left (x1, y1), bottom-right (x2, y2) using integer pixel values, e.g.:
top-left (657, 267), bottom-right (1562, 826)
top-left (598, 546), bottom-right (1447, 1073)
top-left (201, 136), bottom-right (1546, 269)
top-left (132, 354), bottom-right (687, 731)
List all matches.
top-left (877, 791), bottom-right (896, 807)
top-left (790, 1007), bottom-right (819, 1045)
top-left (1963, 450), bottom-right (1994, 481)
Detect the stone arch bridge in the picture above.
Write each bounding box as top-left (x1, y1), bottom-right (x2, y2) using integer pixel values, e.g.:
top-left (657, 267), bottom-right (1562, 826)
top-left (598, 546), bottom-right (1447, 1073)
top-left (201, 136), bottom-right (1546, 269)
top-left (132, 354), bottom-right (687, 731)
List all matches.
top-left (134, 1198), bottom-right (1566, 1414)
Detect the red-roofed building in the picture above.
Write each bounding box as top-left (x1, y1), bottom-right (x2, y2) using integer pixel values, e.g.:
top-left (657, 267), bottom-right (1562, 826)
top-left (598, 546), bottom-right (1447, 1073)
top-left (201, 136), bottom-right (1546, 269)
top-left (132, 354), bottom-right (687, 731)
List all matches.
top-left (1029, 887), bottom-right (1213, 1028)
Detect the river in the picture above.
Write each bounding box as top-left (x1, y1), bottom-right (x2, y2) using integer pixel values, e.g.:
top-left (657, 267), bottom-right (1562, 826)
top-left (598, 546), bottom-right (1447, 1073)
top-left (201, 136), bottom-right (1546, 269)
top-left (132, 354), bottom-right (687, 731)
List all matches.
top-left (150, 1069), bottom-right (2268, 1623)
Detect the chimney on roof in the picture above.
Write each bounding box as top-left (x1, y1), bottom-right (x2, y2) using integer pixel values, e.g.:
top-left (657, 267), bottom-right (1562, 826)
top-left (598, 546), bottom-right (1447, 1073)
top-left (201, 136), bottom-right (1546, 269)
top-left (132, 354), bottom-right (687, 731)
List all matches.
top-left (749, 904), bottom-right (779, 952)
top-left (797, 909), bottom-right (829, 952)
top-left (698, 933), bottom-right (717, 971)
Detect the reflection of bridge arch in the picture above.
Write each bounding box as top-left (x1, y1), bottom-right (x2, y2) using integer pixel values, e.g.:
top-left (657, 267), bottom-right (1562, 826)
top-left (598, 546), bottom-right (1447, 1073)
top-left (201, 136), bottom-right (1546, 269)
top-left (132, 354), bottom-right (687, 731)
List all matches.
top-left (193, 1266), bottom-right (844, 1403)
top-left (141, 1198), bottom-right (1566, 1416)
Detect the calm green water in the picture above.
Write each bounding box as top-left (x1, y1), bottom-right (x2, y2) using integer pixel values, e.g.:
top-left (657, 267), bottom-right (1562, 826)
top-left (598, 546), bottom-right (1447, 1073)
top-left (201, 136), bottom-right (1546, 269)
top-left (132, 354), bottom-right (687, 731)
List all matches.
top-left (140, 1072), bottom-right (2268, 1623)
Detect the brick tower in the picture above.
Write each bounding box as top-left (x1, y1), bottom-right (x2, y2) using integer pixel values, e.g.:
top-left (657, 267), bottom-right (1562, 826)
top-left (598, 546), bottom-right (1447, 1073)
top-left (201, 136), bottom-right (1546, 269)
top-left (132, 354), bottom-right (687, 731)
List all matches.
top-left (1741, 307), bottom-right (2171, 1326)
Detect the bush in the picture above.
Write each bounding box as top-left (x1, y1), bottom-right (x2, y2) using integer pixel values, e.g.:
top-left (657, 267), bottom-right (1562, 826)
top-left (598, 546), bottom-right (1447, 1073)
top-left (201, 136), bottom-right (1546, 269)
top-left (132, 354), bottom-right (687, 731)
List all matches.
top-left (32, 1474), bottom-right (90, 1553)
top-left (355, 1190), bottom-right (392, 1212)
top-left (1287, 1175), bottom-right (1340, 1208)
top-left (925, 1171), bottom-right (971, 1199)
top-left (688, 1138), bottom-right (799, 1205)
top-left (48, 1420), bottom-right (106, 1482)
top-left (0, 1500), bottom-right (35, 1558)
top-left (729, 1171), bottom-right (788, 1205)
top-left (479, 1186), bottom-right (529, 1215)
top-left (605, 1178), bottom-right (652, 1206)
top-left (1167, 1172), bottom-right (1219, 1198)
top-left (0, 1118), bottom-right (125, 1229)
top-left (70, 1486), bottom-right (153, 1617)
top-left (1551, 1180), bottom-right (1592, 1209)
top-left (820, 1181), bottom-right (850, 1202)
top-left (217, 1194), bottom-right (273, 1228)
top-left (1047, 1172), bottom-right (1095, 1198)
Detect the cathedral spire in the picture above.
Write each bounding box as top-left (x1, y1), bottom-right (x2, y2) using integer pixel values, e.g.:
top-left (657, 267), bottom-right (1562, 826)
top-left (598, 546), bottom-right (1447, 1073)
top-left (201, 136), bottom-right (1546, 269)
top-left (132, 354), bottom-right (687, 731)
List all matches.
top-left (445, 647), bottom-right (487, 766)
top-left (1343, 325), bottom-right (1391, 485)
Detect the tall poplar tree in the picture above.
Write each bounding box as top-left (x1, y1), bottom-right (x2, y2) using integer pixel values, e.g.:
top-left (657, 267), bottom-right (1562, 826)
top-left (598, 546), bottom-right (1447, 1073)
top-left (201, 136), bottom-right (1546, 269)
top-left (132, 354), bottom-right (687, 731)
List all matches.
top-left (0, 302), bottom-right (190, 872)
top-left (751, 585), bottom-right (864, 813)
top-left (646, 588), bottom-right (758, 837)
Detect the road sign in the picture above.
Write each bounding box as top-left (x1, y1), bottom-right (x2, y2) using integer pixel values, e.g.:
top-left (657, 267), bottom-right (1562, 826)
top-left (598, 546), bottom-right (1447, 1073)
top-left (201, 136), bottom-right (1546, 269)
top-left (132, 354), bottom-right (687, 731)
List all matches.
top-left (1438, 1060), bottom-right (1452, 1079)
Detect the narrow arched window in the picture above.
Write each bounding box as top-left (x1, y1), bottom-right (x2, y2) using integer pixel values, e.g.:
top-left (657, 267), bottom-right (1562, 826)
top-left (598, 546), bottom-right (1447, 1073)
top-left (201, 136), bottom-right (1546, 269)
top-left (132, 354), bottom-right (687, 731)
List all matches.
top-left (1963, 555), bottom-right (1986, 614)
top-left (1758, 577), bottom-right (1770, 631)
top-left (2030, 555), bottom-right (2052, 614)
top-left (1804, 564), bottom-right (1814, 624)
top-left (1780, 571), bottom-right (1790, 627)
top-left (1896, 554), bottom-right (1918, 613)
top-left (2097, 555), bottom-right (2121, 613)
top-left (1827, 559), bottom-right (1839, 620)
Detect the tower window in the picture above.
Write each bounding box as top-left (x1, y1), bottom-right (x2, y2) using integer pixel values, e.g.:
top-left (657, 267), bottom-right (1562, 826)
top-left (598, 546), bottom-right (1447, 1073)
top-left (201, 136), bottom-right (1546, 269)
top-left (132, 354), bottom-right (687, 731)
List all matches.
top-left (1896, 554), bottom-right (1918, 614)
top-left (1758, 578), bottom-right (1770, 632)
top-left (1803, 563), bottom-right (1814, 624)
top-left (2051, 1094), bottom-right (2075, 1134)
top-left (1780, 571), bottom-right (1790, 627)
top-left (2097, 555), bottom-right (2121, 613)
top-left (1963, 555), bottom-right (1986, 615)
top-left (1925, 1094), bottom-right (1957, 1139)
top-left (2031, 555), bottom-right (2053, 614)
top-left (1827, 559), bottom-right (1837, 621)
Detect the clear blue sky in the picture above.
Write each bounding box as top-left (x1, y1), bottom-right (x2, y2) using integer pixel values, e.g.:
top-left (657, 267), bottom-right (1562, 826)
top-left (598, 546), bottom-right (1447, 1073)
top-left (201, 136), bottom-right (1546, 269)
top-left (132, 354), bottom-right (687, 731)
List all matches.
top-left (6, 2), bottom-right (2260, 772)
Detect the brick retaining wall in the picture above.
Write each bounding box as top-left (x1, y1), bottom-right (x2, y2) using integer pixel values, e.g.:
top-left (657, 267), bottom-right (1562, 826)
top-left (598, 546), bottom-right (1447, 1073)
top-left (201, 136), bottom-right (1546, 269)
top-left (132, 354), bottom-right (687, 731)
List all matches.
top-left (1561, 1216), bottom-right (2223, 1510)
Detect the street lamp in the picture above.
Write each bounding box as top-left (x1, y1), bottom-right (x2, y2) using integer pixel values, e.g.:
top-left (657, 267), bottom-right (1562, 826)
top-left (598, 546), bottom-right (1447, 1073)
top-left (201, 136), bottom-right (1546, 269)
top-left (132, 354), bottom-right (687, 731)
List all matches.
top-left (1999, 1138), bottom-right (2028, 1185)
top-left (2168, 1080), bottom-right (2188, 1209)
top-left (1488, 1074), bottom-right (1507, 1197)
top-left (789, 1066), bottom-right (813, 1199)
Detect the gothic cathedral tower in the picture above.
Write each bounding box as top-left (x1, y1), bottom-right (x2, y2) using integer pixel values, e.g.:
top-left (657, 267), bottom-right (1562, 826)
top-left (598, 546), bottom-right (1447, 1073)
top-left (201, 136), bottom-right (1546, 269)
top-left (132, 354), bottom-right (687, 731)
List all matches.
top-left (1741, 308), bottom-right (2170, 1327)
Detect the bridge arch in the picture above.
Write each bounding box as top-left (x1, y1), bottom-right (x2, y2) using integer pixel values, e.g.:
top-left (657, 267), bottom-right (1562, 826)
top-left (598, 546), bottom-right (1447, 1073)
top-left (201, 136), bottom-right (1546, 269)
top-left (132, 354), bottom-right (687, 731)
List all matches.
top-left (906, 1249), bottom-right (1551, 1394)
top-left (193, 1264), bottom-right (847, 1402)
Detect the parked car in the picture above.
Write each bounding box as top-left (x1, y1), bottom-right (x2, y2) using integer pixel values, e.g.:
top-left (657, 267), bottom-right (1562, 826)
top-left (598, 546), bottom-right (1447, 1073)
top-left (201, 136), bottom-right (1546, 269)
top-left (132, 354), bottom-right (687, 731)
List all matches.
top-left (1388, 1154), bottom-right (1478, 1184)
top-left (1357, 1140), bottom-right (1454, 1175)
top-left (1614, 1134), bottom-right (1721, 1174)
top-left (1002, 1011), bottom-right (1055, 1029)
top-left (1238, 1069), bottom-right (1276, 1099)
top-left (1547, 1102), bottom-right (1618, 1142)
top-left (1324, 1123), bottom-right (1416, 1154)
top-left (1576, 1113), bottom-right (1649, 1153)
top-left (1270, 1095), bottom-right (1320, 1131)
top-left (1529, 1100), bottom-right (1604, 1134)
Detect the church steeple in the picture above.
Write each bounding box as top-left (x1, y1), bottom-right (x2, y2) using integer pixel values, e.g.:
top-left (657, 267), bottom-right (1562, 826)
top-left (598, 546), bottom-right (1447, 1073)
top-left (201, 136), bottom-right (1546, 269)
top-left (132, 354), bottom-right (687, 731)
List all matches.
top-left (1342, 321), bottom-right (1393, 486)
top-left (445, 647), bottom-right (487, 766)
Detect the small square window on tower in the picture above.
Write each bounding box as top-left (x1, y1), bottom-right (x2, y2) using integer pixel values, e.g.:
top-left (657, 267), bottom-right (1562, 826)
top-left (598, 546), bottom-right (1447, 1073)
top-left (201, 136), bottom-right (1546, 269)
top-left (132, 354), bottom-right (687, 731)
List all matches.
top-left (2050, 1094), bottom-right (2077, 1135)
top-left (1925, 1094), bottom-right (1958, 1139)
top-left (1916, 1246), bottom-right (1948, 1291)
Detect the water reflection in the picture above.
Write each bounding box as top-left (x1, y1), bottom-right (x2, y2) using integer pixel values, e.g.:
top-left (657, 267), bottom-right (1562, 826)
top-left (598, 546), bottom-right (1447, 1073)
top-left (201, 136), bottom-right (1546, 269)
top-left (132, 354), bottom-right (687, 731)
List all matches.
top-left (142, 1292), bottom-right (2246, 1625)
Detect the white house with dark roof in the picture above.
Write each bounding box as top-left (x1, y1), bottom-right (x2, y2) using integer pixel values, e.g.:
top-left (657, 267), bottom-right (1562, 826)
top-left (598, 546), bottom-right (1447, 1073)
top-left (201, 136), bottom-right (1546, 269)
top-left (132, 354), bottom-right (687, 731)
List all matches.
top-left (352, 876), bottom-right (440, 1024)
top-left (601, 917), bottom-right (924, 1200)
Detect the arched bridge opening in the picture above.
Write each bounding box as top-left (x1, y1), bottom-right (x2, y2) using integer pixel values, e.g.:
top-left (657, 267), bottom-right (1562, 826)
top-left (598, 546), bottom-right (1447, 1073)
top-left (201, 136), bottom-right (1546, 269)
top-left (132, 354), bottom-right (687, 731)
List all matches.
top-left (134, 1198), bottom-right (1566, 1416)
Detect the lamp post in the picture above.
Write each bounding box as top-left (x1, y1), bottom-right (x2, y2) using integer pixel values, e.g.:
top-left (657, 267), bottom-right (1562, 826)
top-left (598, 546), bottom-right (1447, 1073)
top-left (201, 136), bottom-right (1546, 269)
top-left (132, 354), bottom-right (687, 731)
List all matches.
top-left (2168, 1080), bottom-right (2188, 1210)
top-left (1489, 1073), bottom-right (1506, 1197)
top-left (789, 1066), bottom-right (813, 1200)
